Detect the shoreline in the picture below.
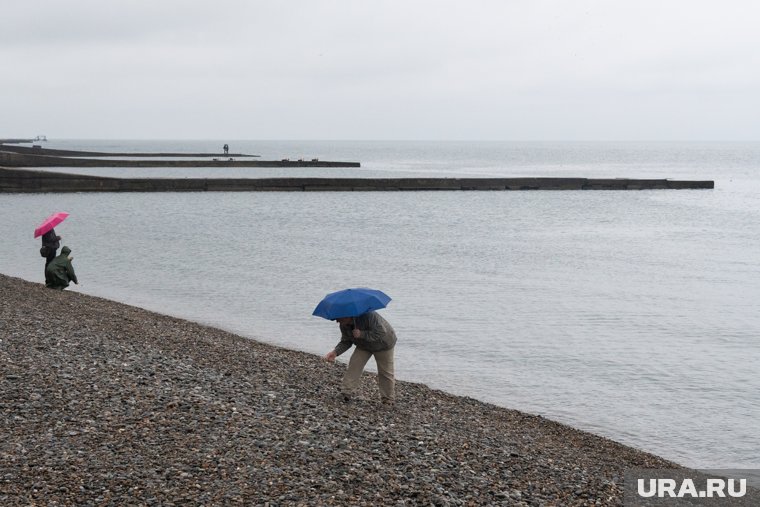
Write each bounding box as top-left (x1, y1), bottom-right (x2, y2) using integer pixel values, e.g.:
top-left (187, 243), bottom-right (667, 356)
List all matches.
top-left (0, 273), bottom-right (700, 504)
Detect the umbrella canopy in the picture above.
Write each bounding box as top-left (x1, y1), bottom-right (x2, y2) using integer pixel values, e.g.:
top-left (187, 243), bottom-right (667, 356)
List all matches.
top-left (312, 288), bottom-right (391, 320)
top-left (34, 212), bottom-right (69, 238)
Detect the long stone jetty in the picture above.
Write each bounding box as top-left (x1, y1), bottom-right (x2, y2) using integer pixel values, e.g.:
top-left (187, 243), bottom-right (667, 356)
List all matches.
top-left (0, 167), bottom-right (714, 193)
top-left (0, 150), bottom-right (358, 168)
top-left (0, 143), bottom-right (715, 192)
top-left (0, 138), bottom-right (36, 144)
top-left (0, 143), bottom-right (260, 158)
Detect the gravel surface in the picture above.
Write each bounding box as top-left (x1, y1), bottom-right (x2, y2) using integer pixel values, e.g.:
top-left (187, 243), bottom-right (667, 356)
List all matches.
top-left (1, 273), bottom-right (691, 506)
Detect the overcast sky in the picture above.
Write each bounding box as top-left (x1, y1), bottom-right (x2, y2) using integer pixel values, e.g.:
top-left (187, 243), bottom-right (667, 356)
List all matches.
top-left (3, 1), bottom-right (759, 140)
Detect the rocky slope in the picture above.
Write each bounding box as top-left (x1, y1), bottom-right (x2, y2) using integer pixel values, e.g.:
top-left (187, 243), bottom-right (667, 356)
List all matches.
top-left (1, 274), bottom-right (691, 505)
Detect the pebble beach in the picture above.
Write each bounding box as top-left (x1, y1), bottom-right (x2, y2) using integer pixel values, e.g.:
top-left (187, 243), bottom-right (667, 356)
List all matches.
top-left (0, 273), bottom-right (694, 506)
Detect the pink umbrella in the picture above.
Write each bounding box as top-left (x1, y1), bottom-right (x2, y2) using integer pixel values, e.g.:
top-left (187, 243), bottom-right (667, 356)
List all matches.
top-left (34, 212), bottom-right (69, 238)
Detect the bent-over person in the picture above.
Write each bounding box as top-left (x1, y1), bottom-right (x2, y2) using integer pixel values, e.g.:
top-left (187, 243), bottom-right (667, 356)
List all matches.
top-left (45, 246), bottom-right (78, 290)
top-left (324, 311), bottom-right (397, 405)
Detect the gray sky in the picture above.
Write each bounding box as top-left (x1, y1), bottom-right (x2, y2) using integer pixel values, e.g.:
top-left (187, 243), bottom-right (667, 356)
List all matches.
top-left (3, 1), bottom-right (759, 140)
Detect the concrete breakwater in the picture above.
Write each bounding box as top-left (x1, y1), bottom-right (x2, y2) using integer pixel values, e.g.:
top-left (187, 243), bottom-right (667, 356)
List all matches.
top-left (0, 143), bottom-right (259, 158)
top-left (0, 138), bottom-right (36, 144)
top-left (0, 150), bottom-right (359, 168)
top-left (0, 167), bottom-right (714, 193)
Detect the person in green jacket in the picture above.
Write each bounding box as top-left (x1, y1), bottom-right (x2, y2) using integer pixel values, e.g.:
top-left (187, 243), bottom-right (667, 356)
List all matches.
top-left (324, 311), bottom-right (397, 405)
top-left (45, 246), bottom-right (78, 290)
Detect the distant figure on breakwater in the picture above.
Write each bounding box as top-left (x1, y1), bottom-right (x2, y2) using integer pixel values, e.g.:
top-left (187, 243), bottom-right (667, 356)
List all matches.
top-left (223, 144), bottom-right (229, 155)
top-left (45, 246), bottom-right (78, 290)
top-left (323, 311), bottom-right (397, 405)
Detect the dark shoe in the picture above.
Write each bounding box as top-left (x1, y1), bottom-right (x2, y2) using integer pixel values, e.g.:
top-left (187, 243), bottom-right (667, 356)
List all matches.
top-left (341, 394), bottom-right (351, 403)
top-left (381, 398), bottom-right (395, 407)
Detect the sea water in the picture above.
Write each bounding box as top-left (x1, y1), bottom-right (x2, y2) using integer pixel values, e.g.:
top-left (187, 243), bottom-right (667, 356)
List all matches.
top-left (1, 140), bottom-right (758, 473)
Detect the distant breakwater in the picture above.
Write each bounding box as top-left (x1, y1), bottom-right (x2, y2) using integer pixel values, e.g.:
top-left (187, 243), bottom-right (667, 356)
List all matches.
top-left (0, 167), bottom-right (714, 193)
top-left (0, 150), bottom-right (359, 168)
top-left (0, 144), bottom-right (260, 158)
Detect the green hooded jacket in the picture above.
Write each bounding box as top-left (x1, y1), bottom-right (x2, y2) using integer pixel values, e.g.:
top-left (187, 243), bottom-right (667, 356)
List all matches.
top-left (45, 246), bottom-right (78, 290)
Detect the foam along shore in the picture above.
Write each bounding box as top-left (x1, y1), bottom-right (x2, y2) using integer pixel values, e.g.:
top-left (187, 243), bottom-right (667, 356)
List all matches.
top-left (0, 273), bottom-right (721, 505)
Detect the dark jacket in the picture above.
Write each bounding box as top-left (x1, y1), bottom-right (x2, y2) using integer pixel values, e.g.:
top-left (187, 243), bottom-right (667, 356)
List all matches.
top-left (41, 228), bottom-right (60, 249)
top-left (334, 311), bottom-right (397, 356)
top-left (45, 246), bottom-right (78, 290)
top-left (41, 228), bottom-right (61, 255)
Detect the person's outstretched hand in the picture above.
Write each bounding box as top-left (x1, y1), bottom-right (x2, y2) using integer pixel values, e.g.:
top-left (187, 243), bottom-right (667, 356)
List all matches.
top-left (324, 350), bottom-right (337, 362)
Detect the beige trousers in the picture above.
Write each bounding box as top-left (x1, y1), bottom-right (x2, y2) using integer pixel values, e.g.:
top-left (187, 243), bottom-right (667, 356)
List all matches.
top-left (342, 347), bottom-right (395, 401)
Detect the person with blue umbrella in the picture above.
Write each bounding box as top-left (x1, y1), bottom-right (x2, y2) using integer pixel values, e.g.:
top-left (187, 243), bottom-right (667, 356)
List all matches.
top-left (313, 288), bottom-right (397, 405)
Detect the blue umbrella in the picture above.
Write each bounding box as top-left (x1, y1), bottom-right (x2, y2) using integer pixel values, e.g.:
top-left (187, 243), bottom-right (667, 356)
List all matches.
top-left (312, 288), bottom-right (392, 320)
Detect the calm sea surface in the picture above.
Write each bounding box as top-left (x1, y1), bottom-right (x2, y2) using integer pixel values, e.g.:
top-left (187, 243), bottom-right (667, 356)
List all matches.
top-left (2, 140), bottom-right (759, 472)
